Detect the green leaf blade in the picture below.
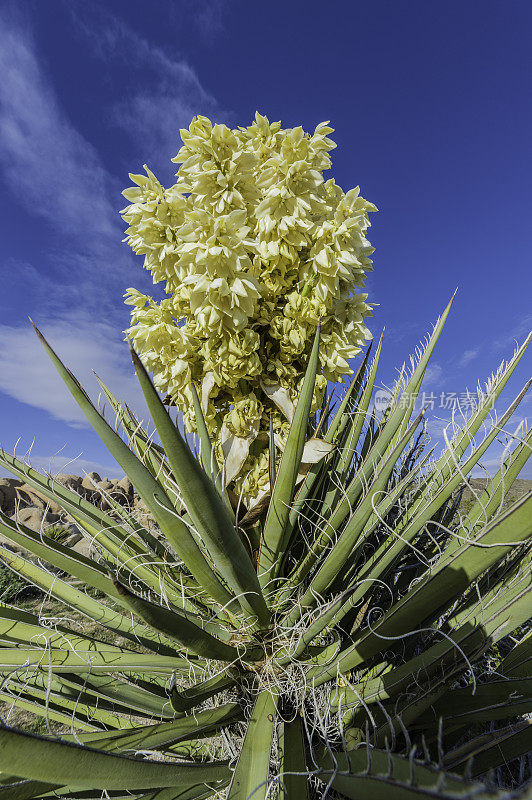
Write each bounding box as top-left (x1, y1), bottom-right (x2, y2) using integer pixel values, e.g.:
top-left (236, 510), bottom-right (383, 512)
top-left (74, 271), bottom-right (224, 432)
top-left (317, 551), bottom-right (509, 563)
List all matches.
top-left (228, 690), bottom-right (276, 800)
top-left (131, 348), bottom-right (269, 627)
top-left (258, 328), bottom-right (320, 588)
top-left (0, 726), bottom-right (230, 791)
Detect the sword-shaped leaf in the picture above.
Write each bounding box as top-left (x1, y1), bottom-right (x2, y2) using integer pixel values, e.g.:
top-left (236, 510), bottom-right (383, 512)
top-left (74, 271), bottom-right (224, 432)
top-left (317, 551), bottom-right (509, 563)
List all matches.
top-left (0, 545), bottom-right (181, 655)
top-left (0, 726), bottom-right (230, 790)
top-left (444, 722), bottom-right (532, 777)
top-left (258, 328), bottom-right (320, 587)
top-left (323, 295), bottom-right (455, 538)
top-left (498, 630), bottom-right (532, 678)
top-left (315, 382), bottom-right (531, 633)
top-left (460, 427), bottom-right (532, 539)
top-left (391, 335), bottom-right (532, 534)
top-left (0, 449), bottom-right (169, 583)
top-left (283, 341), bottom-right (375, 546)
top-left (55, 672), bottom-right (174, 719)
top-left (315, 493), bottom-right (532, 683)
top-left (31, 323), bottom-right (233, 610)
top-left (190, 381), bottom-right (232, 515)
top-left (411, 678), bottom-right (532, 732)
top-left (278, 716), bottom-right (309, 800)
top-left (67, 702), bottom-right (243, 753)
top-left (130, 348), bottom-right (269, 627)
top-left (326, 331), bottom-right (384, 492)
top-left (0, 646), bottom-right (196, 676)
top-left (317, 746), bottom-right (502, 799)
top-left (293, 407), bottom-right (427, 611)
top-left (227, 690), bottom-right (276, 800)
top-left (169, 670), bottom-right (236, 713)
top-left (112, 578), bottom-right (240, 662)
top-left (0, 779), bottom-right (58, 799)
top-left (95, 374), bottom-right (171, 488)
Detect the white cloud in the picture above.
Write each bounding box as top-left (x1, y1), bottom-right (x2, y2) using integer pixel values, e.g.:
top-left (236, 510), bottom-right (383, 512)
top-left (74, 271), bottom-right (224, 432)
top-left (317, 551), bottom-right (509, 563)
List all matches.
top-left (492, 314), bottom-right (532, 353)
top-left (0, 314), bottom-right (148, 427)
top-left (458, 348), bottom-right (479, 368)
top-left (0, 450), bottom-right (124, 481)
top-left (422, 362), bottom-right (443, 387)
top-left (0, 14), bottom-right (120, 252)
top-left (169, 1), bottom-right (231, 43)
top-left (0, 7), bottom-right (226, 320)
top-left (470, 429), bottom-right (532, 479)
top-left (1, 256), bottom-right (86, 314)
top-left (194, 1), bottom-right (226, 41)
top-left (70, 5), bottom-right (223, 169)
top-left (0, 10), bottom-right (136, 317)
top-left (21, 453), bottom-right (124, 480)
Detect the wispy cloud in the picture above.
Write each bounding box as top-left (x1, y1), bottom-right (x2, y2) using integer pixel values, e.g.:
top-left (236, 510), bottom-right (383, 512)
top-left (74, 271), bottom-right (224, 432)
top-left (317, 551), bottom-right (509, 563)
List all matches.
top-left (0, 256), bottom-right (98, 321)
top-left (0, 9), bottom-right (133, 315)
top-left (458, 348), bottom-right (479, 368)
top-left (192, 0), bottom-right (229, 42)
top-left (0, 5), bottom-right (226, 470)
top-left (23, 453), bottom-right (125, 480)
top-left (470, 419), bottom-right (532, 479)
top-left (0, 315), bottom-right (147, 427)
top-left (0, 4), bottom-right (227, 322)
top-left (0, 14), bottom-right (119, 250)
top-left (69, 4), bottom-right (225, 171)
top-left (492, 314), bottom-right (532, 353)
top-left (422, 362), bottom-right (444, 387)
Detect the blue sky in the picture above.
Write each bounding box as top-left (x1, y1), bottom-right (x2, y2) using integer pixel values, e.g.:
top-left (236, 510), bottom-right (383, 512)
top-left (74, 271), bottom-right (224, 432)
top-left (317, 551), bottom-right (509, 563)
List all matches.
top-left (0, 0), bottom-right (530, 479)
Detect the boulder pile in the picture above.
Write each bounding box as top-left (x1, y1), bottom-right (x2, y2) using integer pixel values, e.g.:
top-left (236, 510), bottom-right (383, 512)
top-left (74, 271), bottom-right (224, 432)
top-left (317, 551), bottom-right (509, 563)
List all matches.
top-left (0, 473), bottom-right (136, 559)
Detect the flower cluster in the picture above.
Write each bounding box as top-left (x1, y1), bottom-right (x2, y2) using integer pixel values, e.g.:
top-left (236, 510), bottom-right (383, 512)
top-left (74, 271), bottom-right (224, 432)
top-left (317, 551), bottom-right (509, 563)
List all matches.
top-left (122, 113), bottom-right (375, 502)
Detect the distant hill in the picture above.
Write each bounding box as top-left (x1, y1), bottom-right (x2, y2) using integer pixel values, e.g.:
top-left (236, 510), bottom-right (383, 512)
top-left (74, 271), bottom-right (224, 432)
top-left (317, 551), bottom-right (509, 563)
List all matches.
top-left (460, 477), bottom-right (532, 515)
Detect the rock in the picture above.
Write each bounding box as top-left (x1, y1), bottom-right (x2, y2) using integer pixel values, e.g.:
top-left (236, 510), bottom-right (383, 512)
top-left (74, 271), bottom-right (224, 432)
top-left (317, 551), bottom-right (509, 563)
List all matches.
top-left (113, 491), bottom-right (130, 507)
top-left (81, 472), bottom-right (101, 491)
top-left (63, 531), bottom-right (84, 548)
top-left (55, 474), bottom-right (83, 492)
top-left (41, 496), bottom-right (64, 516)
top-left (15, 485), bottom-right (46, 510)
top-left (117, 476), bottom-right (133, 496)
top-left (0, 478), bottom-right (23, 515)
top-left (13, 507), bottom-right (61, 532)
top-left (15, 485), bottom-right (63, 515)
top-left (94, 479), bottom-right (115, 510)
top-left (71, 537), bottom-right (93, 559)
top-left (104, 477), bottom-right (132, 507)
top-left (132, 495), bottom-right (153, 527)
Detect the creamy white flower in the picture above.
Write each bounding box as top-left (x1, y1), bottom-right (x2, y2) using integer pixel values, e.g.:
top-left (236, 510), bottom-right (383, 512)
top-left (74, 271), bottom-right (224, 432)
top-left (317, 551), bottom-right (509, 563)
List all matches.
top-left (122, 113), bottom-right (376, 501)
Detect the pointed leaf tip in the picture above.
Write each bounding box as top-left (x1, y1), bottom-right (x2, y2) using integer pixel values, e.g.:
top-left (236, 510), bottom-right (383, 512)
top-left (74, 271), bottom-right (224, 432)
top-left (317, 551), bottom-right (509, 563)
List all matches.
top-left (129, 344), bottom-right (142, 365)
top-left (29, 318), bottom-right (43, 339)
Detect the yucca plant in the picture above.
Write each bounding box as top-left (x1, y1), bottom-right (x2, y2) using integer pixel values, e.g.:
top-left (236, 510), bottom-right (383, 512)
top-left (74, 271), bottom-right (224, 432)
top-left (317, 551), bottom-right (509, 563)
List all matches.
top-left (0, 295), bottom-right (530, 800)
